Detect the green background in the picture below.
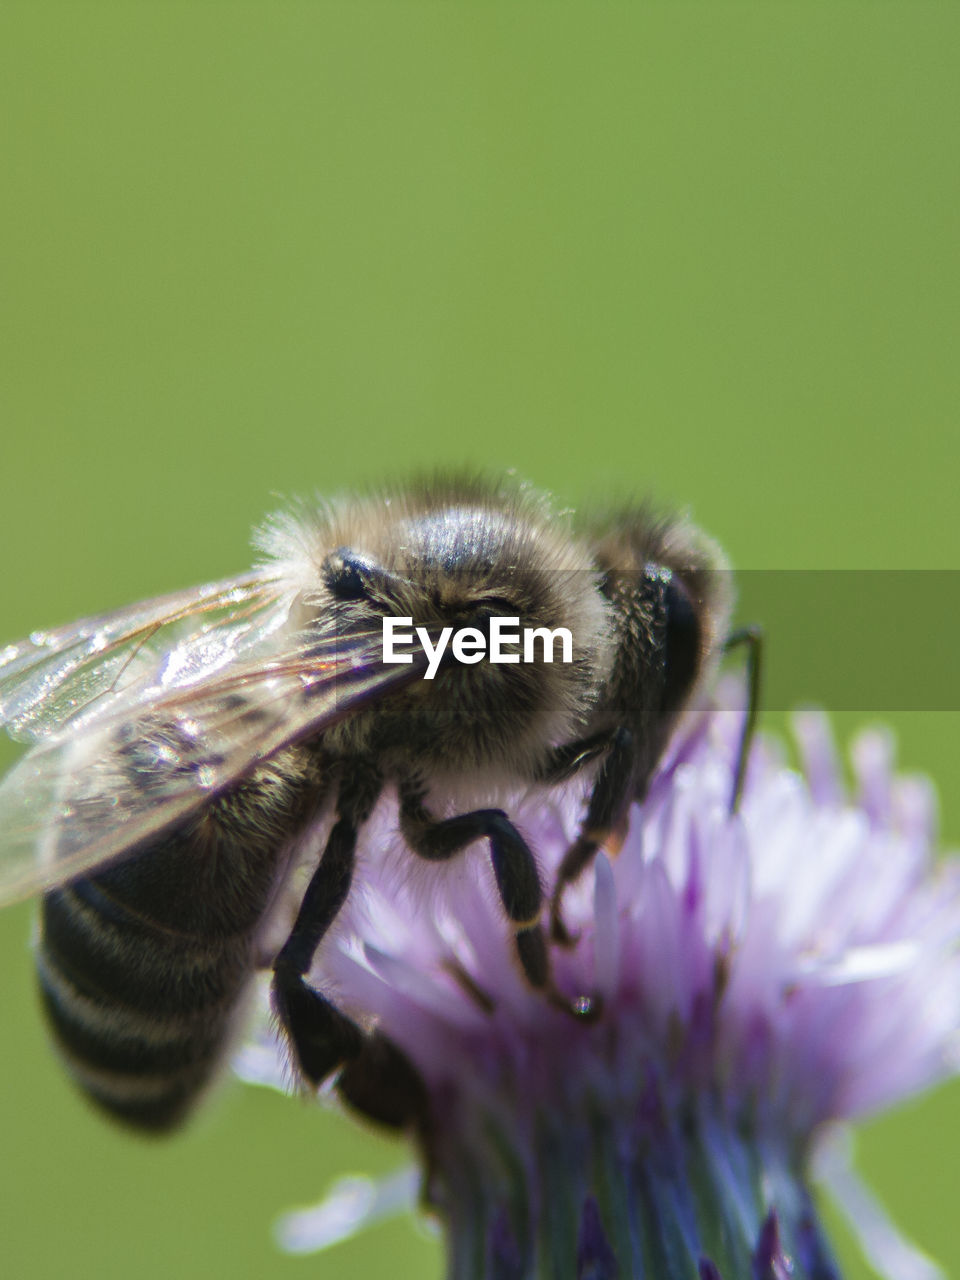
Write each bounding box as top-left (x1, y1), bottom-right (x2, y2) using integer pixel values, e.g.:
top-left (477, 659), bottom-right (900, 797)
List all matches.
top-left (1, 4), bottom-right (958, 1277)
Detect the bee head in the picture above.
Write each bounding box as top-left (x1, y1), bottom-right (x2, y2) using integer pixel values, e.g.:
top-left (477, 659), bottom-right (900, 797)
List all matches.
top-left (312, 497), bottom-right (613, 777)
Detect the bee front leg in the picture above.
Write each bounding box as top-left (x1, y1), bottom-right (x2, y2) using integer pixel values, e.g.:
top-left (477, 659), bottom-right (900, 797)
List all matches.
top-left (548, 727), bottom-right (636, 945)
top-left (537, 729), bottom-right (616, 785)
top-left (398, 782), bottom-right (598, 1020)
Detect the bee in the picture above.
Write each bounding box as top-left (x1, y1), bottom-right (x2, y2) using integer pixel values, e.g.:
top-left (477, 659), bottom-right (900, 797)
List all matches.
top-left (0, 475), bottom-right (753, 1133)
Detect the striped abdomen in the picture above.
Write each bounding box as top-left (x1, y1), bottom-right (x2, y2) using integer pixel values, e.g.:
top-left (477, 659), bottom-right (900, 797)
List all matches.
top-left (36, 759), bottom-right (313, 1131)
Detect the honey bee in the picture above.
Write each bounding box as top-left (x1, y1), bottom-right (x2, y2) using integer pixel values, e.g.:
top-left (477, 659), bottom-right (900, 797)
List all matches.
top-left (0, 475), bottom-right (752, 1133)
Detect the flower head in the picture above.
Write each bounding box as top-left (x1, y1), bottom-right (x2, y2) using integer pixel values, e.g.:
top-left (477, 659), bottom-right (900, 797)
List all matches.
top-left (240, 696), bottom-right (960, 1278)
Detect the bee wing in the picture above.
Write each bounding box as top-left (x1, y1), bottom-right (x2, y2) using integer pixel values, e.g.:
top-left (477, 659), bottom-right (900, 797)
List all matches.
top-left (0, 569), bottom-right (297, 743)
top-left (0, 625), bottom-right (426, 906)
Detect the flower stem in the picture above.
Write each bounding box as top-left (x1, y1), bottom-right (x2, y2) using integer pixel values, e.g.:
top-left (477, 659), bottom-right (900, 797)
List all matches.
top-left (428, 1081), bottom-right (841, 1280)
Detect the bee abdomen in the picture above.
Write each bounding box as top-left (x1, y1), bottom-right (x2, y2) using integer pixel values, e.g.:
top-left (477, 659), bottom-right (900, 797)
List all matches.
top-left (36, 946), bottom-right (237, 1130)
top-left (37, 864), bottom-right (275, 1132)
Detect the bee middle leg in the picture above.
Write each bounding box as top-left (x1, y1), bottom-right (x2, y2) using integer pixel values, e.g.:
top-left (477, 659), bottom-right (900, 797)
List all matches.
top-left (398, 781), bottom-right (598, 1019)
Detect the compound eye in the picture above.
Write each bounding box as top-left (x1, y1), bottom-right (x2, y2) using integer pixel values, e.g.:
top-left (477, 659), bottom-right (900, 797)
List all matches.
top-left (662, 573), bottom-right (701, 715)
top-left (323, 547), bottom-right (377, 601)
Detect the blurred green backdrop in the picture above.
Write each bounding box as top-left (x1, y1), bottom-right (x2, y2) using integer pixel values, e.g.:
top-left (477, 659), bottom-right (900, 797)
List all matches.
top-left (1, 4), bottom-right (958, 1277)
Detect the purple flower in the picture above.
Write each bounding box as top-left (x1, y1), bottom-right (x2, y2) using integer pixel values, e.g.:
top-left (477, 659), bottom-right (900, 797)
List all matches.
top-left (238, 694), bottom-right (960, 1278)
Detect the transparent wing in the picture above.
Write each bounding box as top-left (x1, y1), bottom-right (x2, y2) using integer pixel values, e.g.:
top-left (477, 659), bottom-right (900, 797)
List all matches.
top-left (0, 625), bottom-right (426, 906)
top-left (0, 569), bottom-right (297, 743)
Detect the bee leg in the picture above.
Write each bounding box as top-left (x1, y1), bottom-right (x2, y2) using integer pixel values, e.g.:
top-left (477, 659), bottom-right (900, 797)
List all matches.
top-left (399, 783), bottom-right (599, 1020)
top-left (723, 625), bottom-right (764, 812)
top-left (272, 811), bottom-right (366, 1086)
top-left (537, 729), bottom-right (616, 784)
top-left (337, 1030), bottom-right (431, 1132)
top-left (338, 1033), bottom-right (438, 1200)
top-left (549, 728), bottom-right (636, 945)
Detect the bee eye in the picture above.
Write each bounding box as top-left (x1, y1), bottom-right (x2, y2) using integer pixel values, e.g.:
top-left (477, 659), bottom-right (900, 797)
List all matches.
top-left (662, 573), bottom-right (701, 715)
top-left (324, 548), bottom-right (376, 601)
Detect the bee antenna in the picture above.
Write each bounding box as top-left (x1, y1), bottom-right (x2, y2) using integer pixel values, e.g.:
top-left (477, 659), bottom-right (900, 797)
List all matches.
top-left (724, 626), bottom-right (764, 812)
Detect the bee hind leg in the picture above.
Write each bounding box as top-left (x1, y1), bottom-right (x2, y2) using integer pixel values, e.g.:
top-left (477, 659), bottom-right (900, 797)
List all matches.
top-left (271, 809), bottom-right (366, 1086)
top-left (336, 1030), bottom-right (430, 1132)
top-left (398, 782), bottom-right (600, 1021)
